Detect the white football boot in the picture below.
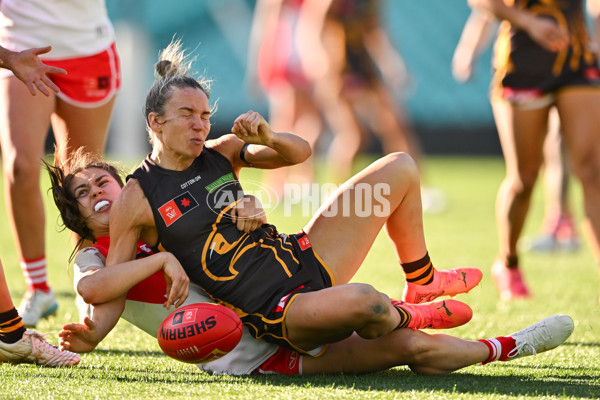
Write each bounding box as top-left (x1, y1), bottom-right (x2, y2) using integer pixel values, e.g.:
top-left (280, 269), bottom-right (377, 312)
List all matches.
top-left (0, 330), bottom-right (80, 367)
top-left (506, 315), bottom-right (574, 360)
top-left (18, 289), bottom-right (58, 327)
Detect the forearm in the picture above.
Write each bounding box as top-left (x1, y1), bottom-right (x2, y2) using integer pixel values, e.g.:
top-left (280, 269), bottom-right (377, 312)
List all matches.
top-left (0, 46), bottom-right (16, 71)
top-left (88, 299), bottom-right (125, 344)
top-left (469, 0), bottom-right (535, 30)
top-left (78, 252), bottom-right (170, 304)
top-left (588, 0), bottom-right (600, 51)
top-left (459, 11), bottom-right (497, 57)
top-left (265, 131), bottom-right (312, 165)
top-left (364, 28), bottom-right (407, 83)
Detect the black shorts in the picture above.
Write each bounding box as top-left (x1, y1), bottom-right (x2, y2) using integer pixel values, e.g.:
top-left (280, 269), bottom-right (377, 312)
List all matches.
top-left (491, 20), bottom-right (600, 108)
top-left (241, 230), bottom-right (333, 355)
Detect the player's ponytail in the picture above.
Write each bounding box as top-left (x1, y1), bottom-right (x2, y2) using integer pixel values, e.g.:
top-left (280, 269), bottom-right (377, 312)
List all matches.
top-left (144, 38), bottom-right (214, 142)
top-left (153, 38), bottom-right (192, 79)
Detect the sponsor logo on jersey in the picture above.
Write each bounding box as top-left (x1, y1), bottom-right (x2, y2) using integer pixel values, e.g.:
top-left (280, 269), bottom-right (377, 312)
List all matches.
top-left (205, 173), bottom-right (236, 193)
top-left (158, 191), bottom-right (199, 227)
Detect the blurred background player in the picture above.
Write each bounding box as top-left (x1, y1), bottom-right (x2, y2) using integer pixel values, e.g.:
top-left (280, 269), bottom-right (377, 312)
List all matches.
top-left (245, 0), bottom-right (324, 196)
top-left (310, 0), bottom-right (418, 180)
top-left (305, 0), bottom-right (444, 211)
top-left (0, 0), bottom-right (121, 326)
top-left (0, 44), bottom-right (80, 367)
top-left (452, 9), bottom-right (580, 253)
top-left (468, 0), bottom-right (600, 300)
top-left (246, 0), bottom-right (444, 211)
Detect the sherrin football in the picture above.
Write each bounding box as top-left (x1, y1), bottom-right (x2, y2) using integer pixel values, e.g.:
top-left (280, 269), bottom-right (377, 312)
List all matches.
top-left (157, 303), bottom-right (243, 364)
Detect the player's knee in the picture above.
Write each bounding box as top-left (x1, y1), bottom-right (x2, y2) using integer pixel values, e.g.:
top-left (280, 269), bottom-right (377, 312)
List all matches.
top-left (517, 169), bottom-right (539, 191)
top-left (3, 153), bottom-right (41, 184)
top-left (388, 152), bottom-right (418, 173)
top-left (504, 175), bottom-right (535, 200)
top-left (387, 152), bottom-right (420, 185)
top-left (571, 154), bottom-right (600, 187)
top-left (346, 283), bottom-right (393, 337)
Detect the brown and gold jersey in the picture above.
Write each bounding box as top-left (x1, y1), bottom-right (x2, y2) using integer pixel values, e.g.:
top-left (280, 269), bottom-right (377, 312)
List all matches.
top-left (128, 147), bottom-right (331, 331)
top-left (493, 0), bottom-right (599, 92)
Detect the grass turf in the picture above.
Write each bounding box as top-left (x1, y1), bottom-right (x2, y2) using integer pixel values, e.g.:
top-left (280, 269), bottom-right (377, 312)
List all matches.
top-left (0, 155), bottom-right (598, 399)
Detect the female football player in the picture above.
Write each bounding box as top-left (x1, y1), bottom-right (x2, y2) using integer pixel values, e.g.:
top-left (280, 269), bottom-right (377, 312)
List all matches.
top-left (50, 147), bottom-right (573, 375)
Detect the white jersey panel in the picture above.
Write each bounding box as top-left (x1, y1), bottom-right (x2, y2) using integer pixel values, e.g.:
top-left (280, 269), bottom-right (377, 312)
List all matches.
top-left (0, 0), bottom-right (115, 58)
top-left (74, 249), bottom-right (278, 375)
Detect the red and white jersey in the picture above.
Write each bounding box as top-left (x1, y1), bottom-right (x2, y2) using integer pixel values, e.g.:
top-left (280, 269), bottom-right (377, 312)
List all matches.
top-left (73, 245), bottom-right (278, 375)
top-left (0, 0), bottom-right (115, 59)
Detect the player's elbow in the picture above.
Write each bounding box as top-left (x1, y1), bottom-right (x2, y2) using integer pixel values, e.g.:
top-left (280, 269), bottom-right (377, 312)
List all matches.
top-left (291, 140), bottom-right (312, 164)
top-left (467, 0), bottom-right (485, 9)
top-left (301, 142), bottom-right (312, 162)
top-left (77, 276), bottom-right (104, 305)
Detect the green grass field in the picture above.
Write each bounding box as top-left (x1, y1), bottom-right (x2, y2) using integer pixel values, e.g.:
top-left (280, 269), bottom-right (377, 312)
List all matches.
top-left (0, 156), bottom-right (598, 399)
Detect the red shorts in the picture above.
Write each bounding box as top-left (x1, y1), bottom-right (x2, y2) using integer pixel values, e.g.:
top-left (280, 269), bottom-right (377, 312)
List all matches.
top-left (254, 347), bottom-right (302, 375)
top-left (43, 42), bottom-right (121, 107)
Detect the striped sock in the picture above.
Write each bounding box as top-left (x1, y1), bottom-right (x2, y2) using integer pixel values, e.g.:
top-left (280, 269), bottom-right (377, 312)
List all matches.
top-left (504, 255), bottom-right (519, 270)
top-left (393, 304), bottom-right (412, 329)
top-left (21, 256), bottom-right (50, 293)
top-left (0, 308), bottom-right (26, 344)
top-left (402, 252), bottom-right (434, 285)
top-left (478, 336), bottom-right (517, 364)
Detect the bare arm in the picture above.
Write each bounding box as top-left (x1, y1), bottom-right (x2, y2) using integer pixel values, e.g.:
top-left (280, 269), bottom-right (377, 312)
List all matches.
top-left (58, 302), bottom-right (123, 353)
top-left (213, 110), bottom-right (311, 171)
top-left (107, 180), bottom-right (150, 267)
top-left (106, 180), bottom-right (188, 310)
top-left (469, 0), bottom-right (569, 52)
top-left (78, 251), bottom-right (189, 309)
top-left (588, 0), bottom-right (600, 54)
top-left (452, 10), bottom-right (498, 82)
top-left (359, 4), bottom-right (410, 90)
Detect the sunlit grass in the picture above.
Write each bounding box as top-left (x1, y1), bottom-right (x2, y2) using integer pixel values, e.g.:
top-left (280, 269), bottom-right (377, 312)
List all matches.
top-left (0, 155), bottom-right (598, 399)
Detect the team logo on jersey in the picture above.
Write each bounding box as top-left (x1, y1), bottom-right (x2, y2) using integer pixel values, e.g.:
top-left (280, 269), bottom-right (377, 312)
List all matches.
top-left (158, 191), bottom-right (199, 227)
top-left (297, 234), bottom-right (311, 251)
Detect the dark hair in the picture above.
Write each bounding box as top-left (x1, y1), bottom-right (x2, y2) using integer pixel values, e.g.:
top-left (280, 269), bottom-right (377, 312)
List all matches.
top-left (144, 39), bottom-right (214, 144)
top-left (44, 146), bottom-right (124, 258)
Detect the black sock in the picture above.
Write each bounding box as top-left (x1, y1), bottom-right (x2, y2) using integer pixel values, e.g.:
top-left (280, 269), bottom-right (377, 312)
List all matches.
top-left (505, 255), bottom-right (519, 269)
top-left (0, 308), bottom-right (26, 344)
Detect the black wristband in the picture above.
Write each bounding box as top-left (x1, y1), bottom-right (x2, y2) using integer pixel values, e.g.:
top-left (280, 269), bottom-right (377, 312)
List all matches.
top-left (240, 143), bottom-right (255, 167)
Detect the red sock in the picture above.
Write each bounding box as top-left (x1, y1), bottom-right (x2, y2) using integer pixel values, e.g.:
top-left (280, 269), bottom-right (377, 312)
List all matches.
top-left (478, 336), bottom-right (517, 364)
top-left (20, 256), bottom-right (50, 293)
